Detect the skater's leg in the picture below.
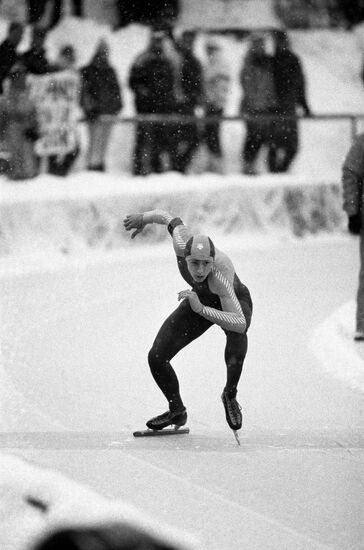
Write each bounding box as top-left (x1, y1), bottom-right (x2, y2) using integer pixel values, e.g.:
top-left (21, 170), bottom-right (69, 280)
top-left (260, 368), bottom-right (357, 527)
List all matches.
top-left (221, 297), bottom-right (252, 430)
top-left (224, 331), bottom-right (248, 397)
top-left (148, 299), bottom-right (212, 411)
top-left (224, 294), bottom-right (251, 395)
top-left (220, 332), bottom-right (247, 430)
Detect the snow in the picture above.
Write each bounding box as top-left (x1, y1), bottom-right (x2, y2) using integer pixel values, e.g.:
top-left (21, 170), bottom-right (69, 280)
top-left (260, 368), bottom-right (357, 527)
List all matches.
top-left (0, 8), bottom-right (363, 550)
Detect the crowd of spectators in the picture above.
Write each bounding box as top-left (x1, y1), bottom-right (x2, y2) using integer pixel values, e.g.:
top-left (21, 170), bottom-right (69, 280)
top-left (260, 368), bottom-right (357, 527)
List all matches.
top-left (127, 26), bottom-right (311, 176)
top-left (0, 21), bottom-right (123, 180)
top-left (0, 14), bottom-right (313, 180)
top-left (240, 30), bottom-right (311, 175)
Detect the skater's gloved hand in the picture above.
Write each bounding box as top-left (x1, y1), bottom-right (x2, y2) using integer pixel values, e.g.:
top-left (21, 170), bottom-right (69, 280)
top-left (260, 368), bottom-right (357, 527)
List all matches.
top-left (178, 289), bottom-right (203, 313)
top-left (348, 213), bottom-right (362, 235)
top-left (123, 213), bottom-right (145, 238)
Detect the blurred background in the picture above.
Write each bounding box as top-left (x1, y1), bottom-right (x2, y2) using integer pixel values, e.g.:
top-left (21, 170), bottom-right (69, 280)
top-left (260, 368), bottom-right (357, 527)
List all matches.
top-left (0, 0), bottom-right (363, 180)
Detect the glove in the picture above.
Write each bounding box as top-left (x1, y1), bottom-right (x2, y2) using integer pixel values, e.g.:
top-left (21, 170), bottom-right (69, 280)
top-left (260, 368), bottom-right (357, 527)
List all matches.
top-left (178, 289), bottom-right (203, 314)
top-left (348, 213), bottom-right (362, 235)
top-left (123, 213), bottom-right (145, 239)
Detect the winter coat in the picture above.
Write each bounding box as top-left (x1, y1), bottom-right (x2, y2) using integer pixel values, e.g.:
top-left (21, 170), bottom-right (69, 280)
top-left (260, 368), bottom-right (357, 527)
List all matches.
top-left (342, 133), bottom-right (364, 222)
top-left (0, 39), bottom-right (18, 93)
top-left (129, 50), bottom-right (175, 114)
top-left (178, 52), bottom-right (204, 113)
top-left (0, 87), bottom-right (39, 180)
top-left (80, 61), bottom-right (122, 120)
top-left (272, 50), bottom-right (310, 115)
top-left (240, 52), bottom-right (277, 114)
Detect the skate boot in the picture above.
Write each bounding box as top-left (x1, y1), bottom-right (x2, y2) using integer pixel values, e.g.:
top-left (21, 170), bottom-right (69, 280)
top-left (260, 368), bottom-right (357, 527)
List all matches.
top-left (146, 407), bottom-right (187, 431)
top-left (221, 390), bottom-right (242, 430)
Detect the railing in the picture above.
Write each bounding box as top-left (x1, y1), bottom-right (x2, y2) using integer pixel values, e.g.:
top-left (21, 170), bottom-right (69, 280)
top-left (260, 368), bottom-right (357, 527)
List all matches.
top-left (97, 112), bottom-right (364, 141)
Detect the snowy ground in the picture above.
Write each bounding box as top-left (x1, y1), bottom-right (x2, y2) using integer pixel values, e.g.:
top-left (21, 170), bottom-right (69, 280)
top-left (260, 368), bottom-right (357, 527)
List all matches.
top-left (0, 233), bottom-right (363, 550)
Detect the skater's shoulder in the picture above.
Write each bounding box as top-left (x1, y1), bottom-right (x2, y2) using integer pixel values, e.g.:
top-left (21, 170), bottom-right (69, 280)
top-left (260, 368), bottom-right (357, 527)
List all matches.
top-left (211, 249), bottom-right (235, 281)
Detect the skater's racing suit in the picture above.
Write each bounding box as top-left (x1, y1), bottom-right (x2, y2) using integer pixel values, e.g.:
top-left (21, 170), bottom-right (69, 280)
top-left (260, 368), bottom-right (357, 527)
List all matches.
top-left (140, 209), bottom-right (253, 411)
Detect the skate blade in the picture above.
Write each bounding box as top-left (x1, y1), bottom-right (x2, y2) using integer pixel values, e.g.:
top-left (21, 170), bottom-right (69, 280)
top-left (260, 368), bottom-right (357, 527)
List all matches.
top-left (133, 427), bottom-right (190, 438)
top-left (233, 430), bottom-right (241, 446)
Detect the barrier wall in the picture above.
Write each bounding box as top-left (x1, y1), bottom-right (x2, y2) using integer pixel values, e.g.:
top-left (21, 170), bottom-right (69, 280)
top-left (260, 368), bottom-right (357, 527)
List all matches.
top-left (0, 172), bottom-right (346, 259)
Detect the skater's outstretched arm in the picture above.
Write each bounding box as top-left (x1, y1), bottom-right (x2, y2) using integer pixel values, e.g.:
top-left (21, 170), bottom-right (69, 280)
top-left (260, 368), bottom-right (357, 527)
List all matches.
top-left (202, 259), bottom-right (247, 334)
top-left (123, 210), bottom-right (172, 238)
top-left (123, 210), bottom-right (192, 255)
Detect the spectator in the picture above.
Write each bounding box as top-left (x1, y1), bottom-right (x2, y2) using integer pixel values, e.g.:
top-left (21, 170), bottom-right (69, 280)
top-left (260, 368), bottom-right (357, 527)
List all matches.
top-left (21, 26), bottom-right (56, 75)
top-left (239, 34), bottom-right (277, 175)
top-left (128, 30), bottom-right (176, 175)
top-left (170, 30), bottom-right (204, 173)
top-left (0, 21), bottom-right (24, 94)
top-left (80, 40), bottom-right (122, 172)
top-left (48, 44), bottom-right (80, 176)
top-left (202, 38), bottom-right (231, 173)
top-left (342, 132), bottom-right (364, 341)
top-left (269, 30), bottom-right (311, 173)
top-left (0, 62), bottom-right (39, 180)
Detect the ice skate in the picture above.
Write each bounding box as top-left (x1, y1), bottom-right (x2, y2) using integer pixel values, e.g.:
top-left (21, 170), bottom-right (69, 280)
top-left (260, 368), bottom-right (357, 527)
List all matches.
top-left (146, 407), bottom-right (187, 431)
top-left (133, 408), bottom-right (189, 438)
top-left (221, 390), bottom-right (242, 431)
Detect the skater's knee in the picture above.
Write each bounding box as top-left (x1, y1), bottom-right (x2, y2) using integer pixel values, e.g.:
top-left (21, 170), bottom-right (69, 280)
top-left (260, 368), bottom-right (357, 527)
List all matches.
top-left (148, 347), bottom-right (158, 369)
top-left (148, 345), bottom-right (166, 372)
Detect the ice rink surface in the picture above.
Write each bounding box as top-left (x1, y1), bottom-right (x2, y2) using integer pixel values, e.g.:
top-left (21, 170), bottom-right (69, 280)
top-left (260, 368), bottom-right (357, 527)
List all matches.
top-left (1, 236), bottom-right (363, 549)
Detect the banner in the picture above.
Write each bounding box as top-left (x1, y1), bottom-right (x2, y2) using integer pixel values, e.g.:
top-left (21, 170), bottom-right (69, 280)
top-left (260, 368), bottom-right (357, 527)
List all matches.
top-left (28, 70), bottom-right (81, 157)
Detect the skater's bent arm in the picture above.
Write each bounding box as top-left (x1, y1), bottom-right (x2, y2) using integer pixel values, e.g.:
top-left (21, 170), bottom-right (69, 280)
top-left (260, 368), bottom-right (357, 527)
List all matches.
top-left (201, 258), bottom-right (247, 334)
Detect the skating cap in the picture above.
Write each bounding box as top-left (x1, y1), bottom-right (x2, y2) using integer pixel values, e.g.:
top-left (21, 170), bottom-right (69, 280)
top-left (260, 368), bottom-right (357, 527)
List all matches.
top-left (184, 235), bottom-right (215, 260)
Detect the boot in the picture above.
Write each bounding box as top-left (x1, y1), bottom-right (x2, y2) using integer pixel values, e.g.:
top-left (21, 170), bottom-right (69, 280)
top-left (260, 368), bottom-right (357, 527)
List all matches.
top-left (221, 390), bottom-right (242, 430)
top-left (146, 407), bottom-right (187, 431)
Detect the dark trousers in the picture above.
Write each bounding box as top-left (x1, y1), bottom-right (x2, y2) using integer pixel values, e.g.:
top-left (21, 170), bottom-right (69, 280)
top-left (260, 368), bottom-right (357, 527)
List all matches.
top-left (357, 231), bottom-right (364, 332)
top-left (171, 105), bottom-right (200, 173)
top-left (148, 298), bottom-right (251, 411)
top-left (268, 118), bottom-right (298, 173)
top-left (204, 105), bottom-right (223, 157)
top-left (132, 121), bottom-right (172, 176)
top-left (243, 118), bottom-right (275, 167)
